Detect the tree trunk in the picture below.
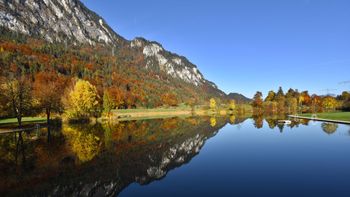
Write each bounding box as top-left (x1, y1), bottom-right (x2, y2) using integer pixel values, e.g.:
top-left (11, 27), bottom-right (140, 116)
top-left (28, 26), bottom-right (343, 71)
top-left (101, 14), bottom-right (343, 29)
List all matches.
top-left (46, 108), bottom-right (51, 126)
top-left (46, 108), bottom-right (51, 142)
top-left (17, 116), bottom-right (22, 128)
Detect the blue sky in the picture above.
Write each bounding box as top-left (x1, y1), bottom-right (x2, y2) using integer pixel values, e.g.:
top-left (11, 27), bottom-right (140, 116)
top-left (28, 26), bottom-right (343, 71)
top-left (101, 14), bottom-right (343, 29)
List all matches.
top-left (82, 0), bottom-right (350, 98)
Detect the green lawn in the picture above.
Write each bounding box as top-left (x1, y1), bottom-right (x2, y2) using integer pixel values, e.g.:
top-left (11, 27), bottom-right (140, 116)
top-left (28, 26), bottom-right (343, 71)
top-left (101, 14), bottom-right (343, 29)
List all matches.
top-left (0, 117), bottom-right (47, 126)
top-left (303, 112), bottom-right (350, 122)
top-left (112, 105), bottom-right (194, 114)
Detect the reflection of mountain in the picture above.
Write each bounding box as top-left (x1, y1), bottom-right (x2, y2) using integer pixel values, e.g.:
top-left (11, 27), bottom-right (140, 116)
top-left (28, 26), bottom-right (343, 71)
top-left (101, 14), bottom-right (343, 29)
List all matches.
top-left (0, 117), bottom-right (227, 196)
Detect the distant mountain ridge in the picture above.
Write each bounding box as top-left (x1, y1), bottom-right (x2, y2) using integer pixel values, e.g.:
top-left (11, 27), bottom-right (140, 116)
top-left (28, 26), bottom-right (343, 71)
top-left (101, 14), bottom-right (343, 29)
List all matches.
top-left (227, 92), bottom-right (252, 103)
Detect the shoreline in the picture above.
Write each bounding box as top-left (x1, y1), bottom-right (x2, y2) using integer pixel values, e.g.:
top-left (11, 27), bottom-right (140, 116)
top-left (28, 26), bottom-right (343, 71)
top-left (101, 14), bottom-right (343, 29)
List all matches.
top-left (288, 115), bottom-right (350, 125)
top-left (105, 108), bottom-right (232, 121)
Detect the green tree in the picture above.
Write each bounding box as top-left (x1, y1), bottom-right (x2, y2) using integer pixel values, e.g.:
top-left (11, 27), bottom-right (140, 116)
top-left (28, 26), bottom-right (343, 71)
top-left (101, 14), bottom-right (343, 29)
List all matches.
top-left (276, 87), bottom-right (285, 100)
top-left (275, 87), bottom-right (286, 112)
top-left (103, 90), bottom-right (115, 115)
top-left (286, 97), bottom-right (297, 114)
top-left (339, 91), bottom-right (350, 110)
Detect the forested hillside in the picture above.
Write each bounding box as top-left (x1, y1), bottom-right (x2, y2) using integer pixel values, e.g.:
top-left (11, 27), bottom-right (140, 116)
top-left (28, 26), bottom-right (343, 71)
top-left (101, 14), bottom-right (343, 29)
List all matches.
top-left (0, 28), bottom-right (227, 118)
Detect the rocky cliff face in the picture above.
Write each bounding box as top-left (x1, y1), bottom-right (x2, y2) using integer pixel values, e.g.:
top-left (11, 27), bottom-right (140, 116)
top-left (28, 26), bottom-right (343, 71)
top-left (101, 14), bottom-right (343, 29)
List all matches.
top-left (0, 0), bottom-right (224, 95)
top-left (0, 0), bottom-right (124, 45)
top-left (131, 38), bottom-right (205, 86)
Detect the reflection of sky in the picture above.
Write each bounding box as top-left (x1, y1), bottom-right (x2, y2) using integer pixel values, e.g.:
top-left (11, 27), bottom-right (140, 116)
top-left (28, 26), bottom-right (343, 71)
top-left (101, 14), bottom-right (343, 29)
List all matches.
top-left (121, 120), bottom-right (350, 197)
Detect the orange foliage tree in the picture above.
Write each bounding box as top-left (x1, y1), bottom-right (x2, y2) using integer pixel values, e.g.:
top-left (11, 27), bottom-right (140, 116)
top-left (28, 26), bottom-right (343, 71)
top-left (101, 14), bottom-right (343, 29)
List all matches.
top-left (161, 93), bottom-right (179, 107)
top-left (33, 71), bottom-right (68, 124)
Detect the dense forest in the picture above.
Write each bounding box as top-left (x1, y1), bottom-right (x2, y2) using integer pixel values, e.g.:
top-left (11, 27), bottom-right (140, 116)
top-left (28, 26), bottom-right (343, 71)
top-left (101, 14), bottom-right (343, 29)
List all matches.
top-left (0, 28), bottom-right (227, 122)
top-left (251, 87), bottom-right (350, 114)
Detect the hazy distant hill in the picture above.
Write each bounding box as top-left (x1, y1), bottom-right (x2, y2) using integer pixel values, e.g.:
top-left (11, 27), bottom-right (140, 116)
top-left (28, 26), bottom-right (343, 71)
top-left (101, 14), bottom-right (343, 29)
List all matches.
top-left (227, 92), bottom-right (252, 103)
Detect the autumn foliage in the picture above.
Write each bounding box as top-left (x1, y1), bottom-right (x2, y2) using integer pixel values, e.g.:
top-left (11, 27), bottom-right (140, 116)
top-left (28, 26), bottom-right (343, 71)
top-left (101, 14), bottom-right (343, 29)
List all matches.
top-left (252, 87), bottom-right (344, 114)
top-left (0, 29), bottom-right (224, 122)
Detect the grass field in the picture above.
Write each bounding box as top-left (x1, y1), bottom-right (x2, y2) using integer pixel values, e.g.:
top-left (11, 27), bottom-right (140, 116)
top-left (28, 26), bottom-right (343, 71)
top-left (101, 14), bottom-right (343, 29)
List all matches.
top-left (0, 117), bottom-right (46, 126)
top-left (303, 112), bottom-right (350, 122)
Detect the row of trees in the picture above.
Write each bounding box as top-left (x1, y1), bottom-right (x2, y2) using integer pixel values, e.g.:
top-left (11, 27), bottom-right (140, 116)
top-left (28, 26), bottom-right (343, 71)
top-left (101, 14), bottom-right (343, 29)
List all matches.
top-left (252, 87), bottom-right (348, 114)
top-left (0, 71), bottom-right (98, 126)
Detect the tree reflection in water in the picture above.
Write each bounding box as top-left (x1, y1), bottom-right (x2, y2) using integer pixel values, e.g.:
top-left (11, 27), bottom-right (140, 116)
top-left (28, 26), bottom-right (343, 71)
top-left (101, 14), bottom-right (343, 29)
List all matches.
top-left (0, 115), bottom-right (345, 196)
top-left (62, 125), bottom-right (101, 163)
top-left (321, 123), bottom-right (338, 134)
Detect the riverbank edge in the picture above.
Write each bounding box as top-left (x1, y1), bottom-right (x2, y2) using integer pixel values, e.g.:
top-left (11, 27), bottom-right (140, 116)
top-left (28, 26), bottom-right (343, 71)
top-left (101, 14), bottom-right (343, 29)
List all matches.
top-left (288, 115), bottom-right (350, 125)
top-left (102, 108), bottom-right (246, 122)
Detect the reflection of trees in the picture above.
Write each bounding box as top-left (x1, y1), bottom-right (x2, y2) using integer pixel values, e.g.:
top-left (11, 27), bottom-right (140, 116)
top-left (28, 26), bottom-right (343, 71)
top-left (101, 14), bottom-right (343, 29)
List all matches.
top-left (0, 131), bottom-right (30, 169)
top-left (229, 115), bottom-right (236, 125)
top-left (299, 119), bottom-right (310, 125)
top-left (321, 123), bottom-right (338, 134)
top-left (277, 123), bottom-right (284, 133)
top-left (265, 118), bottom-right (277, 129)
top-left (1, 117), bottom-right (228, 196)
top-left (160, 118), bottom-right (179, 130)
top-left (253, 115), bottom-right (263, 129)
top-left (102, 123), bottom-right (113, 150)
top-left (210, 117), bottom-right (217, 127)
top-left (62, 126), bottom-right (101, 163)
top-left (15, 132), bottom-right (26, 167)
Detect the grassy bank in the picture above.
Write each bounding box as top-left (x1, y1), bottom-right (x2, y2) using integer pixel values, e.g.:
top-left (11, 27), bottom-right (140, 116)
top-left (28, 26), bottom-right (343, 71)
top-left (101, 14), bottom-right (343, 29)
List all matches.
top-left (109, 105), bottom-right (252, 121)
top-left (111, 107), bottom-right (196, 121)
top-left (302, 112), bottom-right (350, 122)
top-left (0, 117), bottom-right (46, 126)
top-left (0, 117), bottom-right (47, 130)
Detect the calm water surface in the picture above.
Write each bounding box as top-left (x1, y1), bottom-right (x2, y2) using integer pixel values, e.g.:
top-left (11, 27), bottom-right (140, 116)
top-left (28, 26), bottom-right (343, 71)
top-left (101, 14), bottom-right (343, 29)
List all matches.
top-left (1, 116), bottom-right (350, 196)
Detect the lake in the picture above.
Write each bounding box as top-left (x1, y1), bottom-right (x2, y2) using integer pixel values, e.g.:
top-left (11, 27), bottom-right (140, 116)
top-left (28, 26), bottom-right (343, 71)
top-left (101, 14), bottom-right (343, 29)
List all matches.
top-left (1, 116), bottom-right (350, 196)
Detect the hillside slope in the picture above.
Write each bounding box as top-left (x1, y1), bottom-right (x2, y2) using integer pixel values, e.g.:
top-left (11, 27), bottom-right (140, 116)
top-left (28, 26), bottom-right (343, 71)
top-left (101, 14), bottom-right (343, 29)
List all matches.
top-left (0, 0), bottom-right (226, 107)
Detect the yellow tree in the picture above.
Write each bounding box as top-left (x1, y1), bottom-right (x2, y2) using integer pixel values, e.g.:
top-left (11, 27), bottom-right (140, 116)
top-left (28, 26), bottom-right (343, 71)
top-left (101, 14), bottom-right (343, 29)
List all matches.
top-left (1, 77), bottom-right (32, 127)
top-left (322, 96), bottom-right (337, 112)
top-left (210, 117), bottom-right (217, 127)
top-left (64, 79), bottom-right (99, 119)
top-left (210, 98), bottom-right (216, 110)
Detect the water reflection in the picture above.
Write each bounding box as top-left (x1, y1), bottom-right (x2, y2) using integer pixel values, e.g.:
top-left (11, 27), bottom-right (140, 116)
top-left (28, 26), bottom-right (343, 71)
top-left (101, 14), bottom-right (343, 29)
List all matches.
top-left (0, 117), bottom-right (231, 196)
top-left (321, 123), bottom-right (338, 134)
top-left (0, 115), bottom-right (347, 196)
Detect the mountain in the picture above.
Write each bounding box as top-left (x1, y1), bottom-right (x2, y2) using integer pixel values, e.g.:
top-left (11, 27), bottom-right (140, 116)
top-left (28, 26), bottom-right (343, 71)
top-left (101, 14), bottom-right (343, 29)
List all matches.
top-left (227, 92), bottom-right (252, 103)
top-left (0, 0), bottom-right (125, 45)
top-left (0, 0), bottom-right (226, 106)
